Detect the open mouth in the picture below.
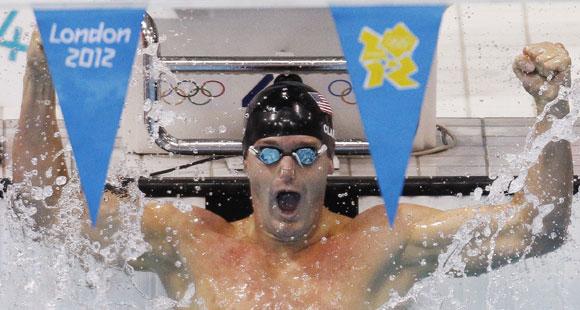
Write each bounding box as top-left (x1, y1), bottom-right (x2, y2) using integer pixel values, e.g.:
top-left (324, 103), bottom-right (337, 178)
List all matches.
top-left (275, 191), bottom-right (301, 217)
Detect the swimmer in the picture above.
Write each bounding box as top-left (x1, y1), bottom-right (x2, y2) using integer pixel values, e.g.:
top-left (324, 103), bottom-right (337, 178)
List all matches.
top-left (12, 32), bottom-right (573, 309)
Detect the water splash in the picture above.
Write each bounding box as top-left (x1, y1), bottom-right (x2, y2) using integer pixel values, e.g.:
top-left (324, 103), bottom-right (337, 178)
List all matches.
top-left (380, 82), bottom-right (580, 309)
top-left (1, 167), bottom-right (175, 308)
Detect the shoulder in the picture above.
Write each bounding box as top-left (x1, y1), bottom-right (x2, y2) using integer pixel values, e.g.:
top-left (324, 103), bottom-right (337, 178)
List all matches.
top-left (142, 200), bottom-right (232, 236)
top-left (354, 203), bottom-right (442, 229)
top-left (321, 208), bottom-right (354, 236)
top-left (397, 203), bottom-right (444, 224)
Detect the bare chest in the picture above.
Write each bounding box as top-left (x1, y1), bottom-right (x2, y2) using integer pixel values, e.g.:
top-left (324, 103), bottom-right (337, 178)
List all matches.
top-left (189, 249), bottom-right (362, 308)
top-left (166, 236), bottom-right (405, 309)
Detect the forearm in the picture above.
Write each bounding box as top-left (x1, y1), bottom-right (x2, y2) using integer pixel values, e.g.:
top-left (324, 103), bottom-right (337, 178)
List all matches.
top-left (13, 75), bottom-right (67, 186)
top-left (12, 35), bottom-right (68, 226)
top-left (522, 97), bottom-right (573, 238)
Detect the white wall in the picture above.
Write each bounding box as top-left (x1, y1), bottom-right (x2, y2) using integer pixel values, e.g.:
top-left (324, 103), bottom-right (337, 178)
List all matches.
top-left (0, 9), bottom-right (34, 120)
top-left (4, 3), bottom-right (580, 120)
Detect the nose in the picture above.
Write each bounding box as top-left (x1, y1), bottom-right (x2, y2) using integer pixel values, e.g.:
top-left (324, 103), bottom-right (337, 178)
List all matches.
top-left (277, 155), bottom-right (295, 181)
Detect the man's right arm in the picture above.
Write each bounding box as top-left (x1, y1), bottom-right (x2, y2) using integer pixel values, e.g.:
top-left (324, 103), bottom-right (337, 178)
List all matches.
top-left (13, 30), bottom-right (227, 281)
top-left (12, 31), bottom-right (149, 262)
top-left (12, 31), bottom-right (69, 228)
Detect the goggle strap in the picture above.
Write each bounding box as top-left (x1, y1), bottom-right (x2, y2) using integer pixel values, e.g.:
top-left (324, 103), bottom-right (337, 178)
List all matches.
top-left (292, 152), bottom-right (304, 168)
top-left (248, 146), bottom-right (259, 156)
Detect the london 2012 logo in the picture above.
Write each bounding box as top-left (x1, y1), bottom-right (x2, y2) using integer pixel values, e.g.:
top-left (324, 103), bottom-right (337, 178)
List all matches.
top-left (358, 23), bottom-right (419, 90)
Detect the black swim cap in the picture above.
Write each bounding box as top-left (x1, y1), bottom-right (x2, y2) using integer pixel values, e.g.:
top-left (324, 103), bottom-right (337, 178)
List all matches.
top-left (242, 74), bottom-right (335, 158)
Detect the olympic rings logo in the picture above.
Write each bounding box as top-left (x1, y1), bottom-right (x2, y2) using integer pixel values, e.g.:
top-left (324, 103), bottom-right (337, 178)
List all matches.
top-left (328, 79), bottom-right (356, 105)
top-left (156, 73), bottom-right (226, 106)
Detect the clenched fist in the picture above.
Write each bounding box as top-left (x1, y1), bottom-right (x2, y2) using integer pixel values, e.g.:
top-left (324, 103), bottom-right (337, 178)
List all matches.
top-left (513, 42), bottom-right (571, 104)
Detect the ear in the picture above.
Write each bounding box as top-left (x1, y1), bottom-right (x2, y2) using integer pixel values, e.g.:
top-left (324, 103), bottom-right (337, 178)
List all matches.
top-left (327, 156), bottom-right (334, 175)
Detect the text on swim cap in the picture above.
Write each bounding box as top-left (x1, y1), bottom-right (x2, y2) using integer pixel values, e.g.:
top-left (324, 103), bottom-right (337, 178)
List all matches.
top-left (48, 22), bottom-right (131, 69)
top-left (323, 124), bottom-right (335, 139)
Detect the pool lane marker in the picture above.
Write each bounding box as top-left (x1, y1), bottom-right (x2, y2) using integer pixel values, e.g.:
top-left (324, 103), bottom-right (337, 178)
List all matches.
top-left (331, 5), bottom-right (446, 226)
top-left (35, 8), bottom-right (144, 225)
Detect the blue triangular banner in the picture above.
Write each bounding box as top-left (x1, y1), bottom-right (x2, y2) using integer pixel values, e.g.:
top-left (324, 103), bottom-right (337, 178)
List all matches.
top-left (35, 8), bottom-right (144, 225)
top-left (331, 6), bottom-right (446, 226)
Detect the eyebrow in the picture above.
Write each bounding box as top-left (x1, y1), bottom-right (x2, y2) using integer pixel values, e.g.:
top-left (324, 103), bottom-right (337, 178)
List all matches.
top-left (255, 139), bottom-right (281, 147)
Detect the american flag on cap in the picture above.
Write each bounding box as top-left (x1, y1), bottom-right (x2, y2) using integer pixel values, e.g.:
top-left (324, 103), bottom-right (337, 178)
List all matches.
top-left (308, 92), bottom-right (333, 115)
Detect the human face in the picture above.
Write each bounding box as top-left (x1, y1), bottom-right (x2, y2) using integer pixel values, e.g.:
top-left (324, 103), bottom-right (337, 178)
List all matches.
top-left (244, 135), bottom-right (333, 243)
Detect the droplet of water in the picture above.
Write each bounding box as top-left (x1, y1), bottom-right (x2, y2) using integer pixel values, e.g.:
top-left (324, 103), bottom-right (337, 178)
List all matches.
top-left (23, 280), bottom-right (36, 293)
top-left (31, 186), bottom-right (43, 200)
top-left (143, 99), bottom-right (153, 112)
top-left (204, 126), bottom-right (216, 134)
top-left (45, 167), bottom-right (53, 178)
top-left (43, 186), bottom-right (53, 198)
top-left (55, 176), bottom-right (67, 186)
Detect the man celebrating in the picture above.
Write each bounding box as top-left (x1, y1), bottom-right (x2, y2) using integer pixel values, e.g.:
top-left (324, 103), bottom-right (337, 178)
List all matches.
top-left (12, 31), bottom-right (573, 309)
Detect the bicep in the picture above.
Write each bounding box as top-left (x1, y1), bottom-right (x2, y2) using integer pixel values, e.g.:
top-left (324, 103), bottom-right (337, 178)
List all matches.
top-left (137, 201), bottom-right (229, 272)
top-left (135, 201), bottom-right (187, 271)
top-left (404, 201), bottom-right (537, 276)
top-left (84, 191), bottom-right (168, 269)
top-left (343, 205), bottom-right (441, 277)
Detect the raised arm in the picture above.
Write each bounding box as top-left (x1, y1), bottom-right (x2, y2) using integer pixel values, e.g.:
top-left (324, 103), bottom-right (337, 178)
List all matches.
top-left (12, 31), bottom-right (134, 244)
top-left (11, 32), bottom-right (211, 279)
top-left (12, 31), bottom-right (69, 228)
top-left (402, 42), bottom-right (573, 277)
top-left (512, 42), bottom-right (573, 237)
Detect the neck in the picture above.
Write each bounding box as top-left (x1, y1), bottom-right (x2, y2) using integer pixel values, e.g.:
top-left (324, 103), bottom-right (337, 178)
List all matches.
top-left (246, 209), bottom-right (333, 255)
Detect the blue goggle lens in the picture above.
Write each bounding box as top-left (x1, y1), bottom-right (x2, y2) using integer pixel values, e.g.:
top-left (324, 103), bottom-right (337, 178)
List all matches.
top-left (256, 147), bottom-right (319, 166)
top-left (294, 148), bottom-right (316, 165)
top-left (258, 147), bottom-right (282, 165)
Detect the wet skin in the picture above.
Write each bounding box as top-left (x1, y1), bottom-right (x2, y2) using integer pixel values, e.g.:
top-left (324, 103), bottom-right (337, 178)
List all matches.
top-left (14, 33), bottom-right (574, 309)
top-left (137, 135), bottom-right (430, 308)
top-left (135, 125), bottom-right (570, 309)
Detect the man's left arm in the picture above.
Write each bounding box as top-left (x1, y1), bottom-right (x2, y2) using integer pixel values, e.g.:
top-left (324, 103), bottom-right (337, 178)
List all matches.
top-left (403, 42), bottom-right (573, 276)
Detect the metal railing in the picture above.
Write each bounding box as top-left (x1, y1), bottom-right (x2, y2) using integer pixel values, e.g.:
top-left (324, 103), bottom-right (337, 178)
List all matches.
top-left (141, 13), bottom-right (370, 156)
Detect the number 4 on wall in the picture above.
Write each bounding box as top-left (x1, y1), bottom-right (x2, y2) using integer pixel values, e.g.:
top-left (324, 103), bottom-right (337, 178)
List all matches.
top-left (0, 10), bottom-right (28, 62)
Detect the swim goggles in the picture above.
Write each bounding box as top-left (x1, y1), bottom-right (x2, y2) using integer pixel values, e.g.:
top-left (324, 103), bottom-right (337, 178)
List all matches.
top-left (248, 144), bottom-right (328, 167)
